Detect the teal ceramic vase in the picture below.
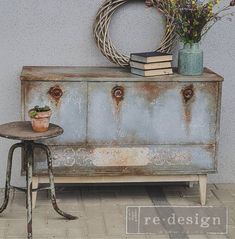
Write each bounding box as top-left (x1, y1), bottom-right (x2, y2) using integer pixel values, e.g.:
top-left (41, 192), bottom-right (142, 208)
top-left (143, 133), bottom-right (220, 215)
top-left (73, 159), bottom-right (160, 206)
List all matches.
top-left (178, 43), bottom-right (203, 76)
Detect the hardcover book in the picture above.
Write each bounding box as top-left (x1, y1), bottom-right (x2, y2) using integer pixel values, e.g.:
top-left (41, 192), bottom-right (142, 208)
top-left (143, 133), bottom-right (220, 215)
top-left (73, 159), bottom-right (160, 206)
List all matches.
top-left (131, 68), bottom-right (173, 77)
top-left (130, 51), bottom-right (173, 63)
top-left (130, 61), bottom-right (172, 70)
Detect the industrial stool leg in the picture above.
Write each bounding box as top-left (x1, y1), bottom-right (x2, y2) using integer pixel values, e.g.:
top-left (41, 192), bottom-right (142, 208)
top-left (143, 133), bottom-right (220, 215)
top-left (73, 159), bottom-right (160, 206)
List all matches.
top-left (34, 143), bottom-right (77, 220)
top-left (0, 143), bottom-right (23, 213)
top-left (25, 141), bottom-right (33, 239)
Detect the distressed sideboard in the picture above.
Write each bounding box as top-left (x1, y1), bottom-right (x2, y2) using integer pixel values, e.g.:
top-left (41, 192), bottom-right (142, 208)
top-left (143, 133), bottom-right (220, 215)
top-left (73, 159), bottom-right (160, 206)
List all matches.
top-left (21, 66), bottom-right (223, 207)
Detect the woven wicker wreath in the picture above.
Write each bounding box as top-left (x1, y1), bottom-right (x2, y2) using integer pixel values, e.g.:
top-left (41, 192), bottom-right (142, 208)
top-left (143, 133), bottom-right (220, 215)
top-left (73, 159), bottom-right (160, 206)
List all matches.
top-left (93, 0), bottom-right (176, 67)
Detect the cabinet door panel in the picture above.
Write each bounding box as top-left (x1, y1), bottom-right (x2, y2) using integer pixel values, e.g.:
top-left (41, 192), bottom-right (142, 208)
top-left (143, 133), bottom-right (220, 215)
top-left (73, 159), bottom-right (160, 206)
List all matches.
top-left (87, 82), bottom-right (218, 145)
top-left (23, 81), bottom-right (87, 145)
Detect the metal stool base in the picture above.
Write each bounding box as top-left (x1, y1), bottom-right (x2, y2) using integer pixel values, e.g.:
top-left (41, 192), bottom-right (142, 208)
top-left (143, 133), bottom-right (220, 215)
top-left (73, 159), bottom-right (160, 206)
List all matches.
top-left (0, 141), bottom-right (77, 239)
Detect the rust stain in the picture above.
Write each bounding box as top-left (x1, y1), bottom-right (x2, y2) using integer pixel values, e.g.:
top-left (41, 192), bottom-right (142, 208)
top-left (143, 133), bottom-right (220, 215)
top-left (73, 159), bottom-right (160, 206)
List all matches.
top-left (201, 82), bottom-right (218, 96)
top-left (111, 85), bottom-right (124, 106)
top-left (21, 70), bottom-right (130, 81)
top-left (24, 82), bottom-right (36, 95)
top-left (204, 144), bottom-right (215, 153)
top-left (138, 82), bottom-right (160, 102)
top-left (201, 83), bottom-right (218, 113)
top-left (23, 82), bottom-right (39, 104)
top-left (93, 148), bottom-right (149, 167)
top-left (111, 86), bottom-right (124, 131)
top-left (136, 82), bottom-right (175, 103)
top-left (48, 85), bottom-right (63, 105)
top-left (181, 84), bottom-right (195, 125)
top-left (62, 72), bottom-right (125, 78)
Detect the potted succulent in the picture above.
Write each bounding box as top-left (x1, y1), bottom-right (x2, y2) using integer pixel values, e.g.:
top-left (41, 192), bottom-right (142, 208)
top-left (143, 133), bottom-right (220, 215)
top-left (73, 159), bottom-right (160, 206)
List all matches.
top-left (28, 106), bottom-right (52, 132)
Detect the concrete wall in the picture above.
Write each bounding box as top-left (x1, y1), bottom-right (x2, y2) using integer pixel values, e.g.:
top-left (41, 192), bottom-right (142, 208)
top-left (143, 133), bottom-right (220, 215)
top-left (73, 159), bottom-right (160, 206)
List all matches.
top-left (0, 0), bottom-right (234, 187)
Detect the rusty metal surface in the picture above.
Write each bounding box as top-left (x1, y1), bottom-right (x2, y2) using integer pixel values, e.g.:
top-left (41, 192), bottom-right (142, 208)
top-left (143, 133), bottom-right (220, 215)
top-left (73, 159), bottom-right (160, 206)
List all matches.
top-left (23, 81), bottom-right (87, 145)
top-left (25, 142), bottom-right (33, 239)
top-left (1, 140), bottom-right (77, 239)
top-left (0, 121), bottom-right (63, 141)
top-left (32, 144), bottom-right (215, 176)
top-left (0, 143), bottom-right (23, 213)
top-left (21, 67), bottom-right (223, 177)
top-left (34, 143), bottom-right (77, 220)
top-left (88, 82), bottom-right (218, 145)
top-left (48, 85), bottom-right (63, 104)
top-left (20, 66), bottom-right (224, 82)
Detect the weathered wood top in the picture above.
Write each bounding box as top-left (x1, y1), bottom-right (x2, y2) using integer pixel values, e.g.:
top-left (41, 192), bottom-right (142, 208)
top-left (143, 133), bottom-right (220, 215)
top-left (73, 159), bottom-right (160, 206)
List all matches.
top-left (20, 66), bottom-right (223, 82)
top-left (0, 121), bottom-right (63, 141)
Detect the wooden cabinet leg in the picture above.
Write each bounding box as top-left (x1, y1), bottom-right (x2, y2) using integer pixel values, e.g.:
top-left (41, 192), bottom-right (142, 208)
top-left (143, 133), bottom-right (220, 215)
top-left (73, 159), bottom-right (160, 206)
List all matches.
top-left (32, 176), bottom-right (39, 209)
top-left (199, 174), bottom-right (207, 206)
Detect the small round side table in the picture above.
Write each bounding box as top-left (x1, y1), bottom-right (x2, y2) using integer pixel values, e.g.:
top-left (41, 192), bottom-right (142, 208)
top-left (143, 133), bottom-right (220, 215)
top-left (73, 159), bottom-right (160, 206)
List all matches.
top-left (0, 121), bottom-right (77, 239)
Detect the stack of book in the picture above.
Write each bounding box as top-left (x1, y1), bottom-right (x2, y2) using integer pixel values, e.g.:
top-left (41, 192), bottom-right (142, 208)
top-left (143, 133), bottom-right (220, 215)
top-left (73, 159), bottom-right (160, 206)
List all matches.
top-left (130, 51), bottom-right (173, 77)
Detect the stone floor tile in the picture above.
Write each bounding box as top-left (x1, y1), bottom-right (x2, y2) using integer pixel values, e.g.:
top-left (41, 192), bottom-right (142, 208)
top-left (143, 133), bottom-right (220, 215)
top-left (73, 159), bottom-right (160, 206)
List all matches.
top-left (1, 184), bottom-right (235, 239)
top-left (126, 236), bottom-right (149, 239)
top-left (5, 220), bottom-right (27, 237)
top-left (67, 225), bottom-right (89, 238)
top-left (81, 190), bottom-right (101, 206)
top-left (206, 234), bottom-right (229, 239)
top-left (103, 212), bottom-right (125, 236)
top-left (163, 186), bottom-right (187, 197)
top-left (84, 204), bottom-right (104, 219)
top-left (0, 210), bottom-right (26, 220)
top-left (188, 235), bottom-right (208, 239)
top-left (183, 189), bottom-right (214, 200)
top-left (68, 237), bottom-right (89, 239)
top-left (0, 220), bottom-right (7, 228)
top-left (228, 226), bottom-right (235, 238)
top-left (52, 194), bottom-right (79, 205)
top-left (101, 202), bottom-right (122, 215)
top-left (206, 196), bottom-right (222, 206)
top-left (215, 184), bottom-right (235, 191)
top-left (131, 192), bottom-right (153, 205)
top-left (115, 191), bottom-right (136, 206)
top-left (167, 196), bottom-right (200, 206)
top-left (86, 215), bottom-right (107, 236)
top-left (33, 224), bottom-right (67, 238)
top-left (227, 208), bottom-right (235, 225)
top-left (207, 184), bottom-right (217, 190)
top-left (100, 191), bottom-right (118, 204)
top-left (211, 189), bottom-right (235, 203)
top-left (87, 236), bottom-right (126, 239)
top-left (145, 235), bottom-right (170, 239)
top-left (0, 228), bottom-right (6, 238)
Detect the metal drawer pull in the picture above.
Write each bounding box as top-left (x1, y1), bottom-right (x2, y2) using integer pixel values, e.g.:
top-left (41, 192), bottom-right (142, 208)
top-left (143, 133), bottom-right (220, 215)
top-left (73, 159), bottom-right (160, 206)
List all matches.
top-left (112, 86), bottom-right (124, 100)
top-left (48, 85), bottom-right (63, 101)
top-left (182, 87), bottom-right (194, 102)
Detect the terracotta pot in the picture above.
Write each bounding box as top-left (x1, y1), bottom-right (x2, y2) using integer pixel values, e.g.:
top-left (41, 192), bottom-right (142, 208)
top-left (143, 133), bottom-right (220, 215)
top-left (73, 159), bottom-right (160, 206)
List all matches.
top-left (31, 110), bottom-right (52, 132)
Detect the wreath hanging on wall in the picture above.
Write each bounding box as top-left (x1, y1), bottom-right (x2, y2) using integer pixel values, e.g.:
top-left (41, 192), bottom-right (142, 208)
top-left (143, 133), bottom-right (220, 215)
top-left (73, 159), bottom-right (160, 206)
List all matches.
top-left (93, 0), bottom-right (176, 67)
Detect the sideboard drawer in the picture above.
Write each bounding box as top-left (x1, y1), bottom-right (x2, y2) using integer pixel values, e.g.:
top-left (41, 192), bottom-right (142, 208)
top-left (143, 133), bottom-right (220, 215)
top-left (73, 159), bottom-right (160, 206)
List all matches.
top-left (87, 82), bottom-right (218, 145)
top-left (32, 144), bottom-right (216, 176)
top-left (22, 81), bottom-right (87, 145)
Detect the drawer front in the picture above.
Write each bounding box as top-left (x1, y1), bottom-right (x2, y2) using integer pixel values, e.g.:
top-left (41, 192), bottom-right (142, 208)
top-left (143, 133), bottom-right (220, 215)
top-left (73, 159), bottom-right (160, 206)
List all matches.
top-left (87, 82), bottom-right (218, 145)
top-left (32, 144), bottom-right (216, 176)
top-left (23, 81), bottom-right (87, 145)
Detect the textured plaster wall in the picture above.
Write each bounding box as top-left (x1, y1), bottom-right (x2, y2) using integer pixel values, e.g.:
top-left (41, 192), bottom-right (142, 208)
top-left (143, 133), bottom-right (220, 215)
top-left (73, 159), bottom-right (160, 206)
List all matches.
top-left (0, 0), bottom-right (234, 187)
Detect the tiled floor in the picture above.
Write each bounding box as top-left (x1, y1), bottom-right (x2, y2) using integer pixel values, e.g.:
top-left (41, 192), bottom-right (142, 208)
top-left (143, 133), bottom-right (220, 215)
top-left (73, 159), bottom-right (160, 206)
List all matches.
top-left (0, 183), bottom-right (235, 239)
